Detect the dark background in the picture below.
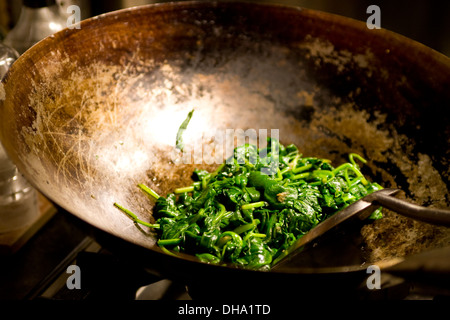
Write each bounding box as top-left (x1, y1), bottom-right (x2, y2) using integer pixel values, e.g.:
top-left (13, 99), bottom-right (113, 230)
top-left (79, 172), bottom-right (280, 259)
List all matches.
top-left (1, 0), bottom-right (448, 57)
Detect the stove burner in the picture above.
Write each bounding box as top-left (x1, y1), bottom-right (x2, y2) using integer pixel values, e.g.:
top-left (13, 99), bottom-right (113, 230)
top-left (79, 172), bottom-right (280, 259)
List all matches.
top-left (31, 238), bottom-right (191, 300)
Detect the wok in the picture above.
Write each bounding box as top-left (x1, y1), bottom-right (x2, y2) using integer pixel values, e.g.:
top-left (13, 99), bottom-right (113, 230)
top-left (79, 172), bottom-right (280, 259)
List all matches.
top-left (1, 2), bottom-right (449, 299)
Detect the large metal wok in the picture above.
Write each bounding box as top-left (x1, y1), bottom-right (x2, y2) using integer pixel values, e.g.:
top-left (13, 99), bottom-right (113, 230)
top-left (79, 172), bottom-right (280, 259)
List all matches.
top-left (1, 2), bottom-right (449, 299)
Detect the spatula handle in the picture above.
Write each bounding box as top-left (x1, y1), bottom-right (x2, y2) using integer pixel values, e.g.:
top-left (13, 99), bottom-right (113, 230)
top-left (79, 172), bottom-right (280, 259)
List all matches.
top-left (370, 193), bottom-right (450, 227)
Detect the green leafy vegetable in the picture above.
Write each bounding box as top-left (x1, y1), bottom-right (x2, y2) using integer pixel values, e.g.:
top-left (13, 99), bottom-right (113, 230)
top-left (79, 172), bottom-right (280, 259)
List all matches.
top-left (115, 139), bottom-right (383, 271)
top-left (175, 109), bottom-right (194, 152)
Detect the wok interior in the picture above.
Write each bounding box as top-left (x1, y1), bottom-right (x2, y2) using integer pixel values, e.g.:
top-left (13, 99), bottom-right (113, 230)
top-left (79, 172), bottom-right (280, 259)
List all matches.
top-left (0, 2), bottom-right (449, 272)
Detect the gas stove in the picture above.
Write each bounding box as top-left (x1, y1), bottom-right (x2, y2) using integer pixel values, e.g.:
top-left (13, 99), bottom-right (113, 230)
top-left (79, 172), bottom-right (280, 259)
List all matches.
top-left (0, 206), bottom-right (191, 301)
top-left (0, 205), bottom-right (448, 302)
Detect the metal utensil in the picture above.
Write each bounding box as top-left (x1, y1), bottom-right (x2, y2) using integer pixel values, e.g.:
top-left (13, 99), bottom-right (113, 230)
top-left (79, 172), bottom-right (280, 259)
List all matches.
top-left (272, 188), bottom-right (450, 270)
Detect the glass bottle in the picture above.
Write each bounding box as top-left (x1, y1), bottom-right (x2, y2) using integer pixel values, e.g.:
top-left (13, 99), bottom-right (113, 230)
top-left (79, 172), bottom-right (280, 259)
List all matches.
top-left (0, 42), bottom-right (39, 233)
top-left (0, 166), bottom-right (39, 233)
top-left (3, 0), bottom-right (66, 55)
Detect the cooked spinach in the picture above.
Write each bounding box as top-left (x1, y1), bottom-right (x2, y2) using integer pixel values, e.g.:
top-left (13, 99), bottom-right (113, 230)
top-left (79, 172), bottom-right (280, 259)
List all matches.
top-left (175, 109), bottom-right (194, 152)
top-left (115, 139), bottom-right (383, 270)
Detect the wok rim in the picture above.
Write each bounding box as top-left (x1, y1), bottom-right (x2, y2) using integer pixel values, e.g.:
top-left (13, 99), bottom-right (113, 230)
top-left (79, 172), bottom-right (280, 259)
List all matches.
top-left (7, 0), bottom-right (450, 78)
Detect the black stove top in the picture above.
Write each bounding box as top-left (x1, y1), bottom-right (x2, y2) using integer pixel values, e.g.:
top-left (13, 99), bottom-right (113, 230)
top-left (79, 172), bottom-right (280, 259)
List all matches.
top-left (0, 208), bottom-right (190, 300)
top-left (1, 207), bottom-right (448, 303)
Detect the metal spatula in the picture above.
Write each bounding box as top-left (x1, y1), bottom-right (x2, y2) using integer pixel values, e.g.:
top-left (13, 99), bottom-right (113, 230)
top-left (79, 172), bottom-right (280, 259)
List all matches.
top-left (271, 188), bottom-right (450, 270)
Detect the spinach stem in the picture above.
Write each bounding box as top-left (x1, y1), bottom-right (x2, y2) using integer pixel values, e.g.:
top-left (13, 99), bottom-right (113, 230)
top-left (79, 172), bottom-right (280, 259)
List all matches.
top-left (291, 172), bottom-right (310, 180)
top-left (159, 245), bottom-right (178, 257)
top-left (202, 174), bottom-right (211, 190)
top-left (292, 163), bottom-right (313, 174)
top-left (274, 168), bottom-right (283, 181)
top-left (279, 166), bottom-right (291, 175)
top-left (174, 185), bottom-right (195, 193)
top-left (212, 203), bottom-right (227, 225)
top-left (113, 203), bottom-right (160, 229)
top-left (243, 232), bottom-right (266, 242)
top-left (158, 238), bottom-right (182, 246)
top-left (289, 154), bottom-right (301, 169)
top-left (211, 163), bottom-right (225, 177)
top-left (138, 183), bottom-right (160, 200)
top-left (241, 201), bottom-right (267, 210)
top-left (233, 219), bottom-right (260, 234)
top-left (333, 163), bottom-right (368, 185)
top-left (349, 153), bottom-right (367, 166)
